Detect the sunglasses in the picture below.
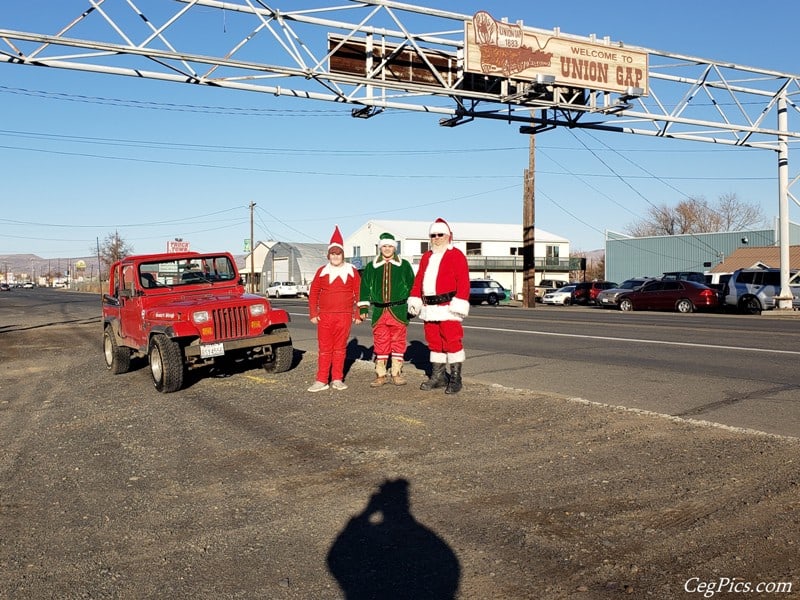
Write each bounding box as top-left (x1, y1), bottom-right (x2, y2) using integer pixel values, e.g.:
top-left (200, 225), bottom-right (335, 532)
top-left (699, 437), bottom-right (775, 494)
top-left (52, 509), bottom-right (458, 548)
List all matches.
top-left (430, 233), bottom-right (446, 238)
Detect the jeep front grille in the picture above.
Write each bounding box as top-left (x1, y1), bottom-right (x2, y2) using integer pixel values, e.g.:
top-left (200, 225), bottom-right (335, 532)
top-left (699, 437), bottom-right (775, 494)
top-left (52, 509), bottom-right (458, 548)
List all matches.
top-left (212, 306), bottom-right (250, 340)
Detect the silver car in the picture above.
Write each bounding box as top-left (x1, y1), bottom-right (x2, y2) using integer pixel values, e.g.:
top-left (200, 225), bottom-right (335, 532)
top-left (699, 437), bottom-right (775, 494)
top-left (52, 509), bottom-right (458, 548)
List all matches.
top-left (542, 285), bottom-right (576, 305)
top-left (596, 278), bottom-right (654, 308)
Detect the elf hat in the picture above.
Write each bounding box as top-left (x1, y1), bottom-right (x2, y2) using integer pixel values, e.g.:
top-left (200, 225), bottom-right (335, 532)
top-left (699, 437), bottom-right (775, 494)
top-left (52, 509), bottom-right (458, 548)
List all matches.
top-left (378, 232), bottom-right (397, 249)
top-left (428, 218), bottom-right (452, 240)
top-left (328, 225), bottom-right (345, 253)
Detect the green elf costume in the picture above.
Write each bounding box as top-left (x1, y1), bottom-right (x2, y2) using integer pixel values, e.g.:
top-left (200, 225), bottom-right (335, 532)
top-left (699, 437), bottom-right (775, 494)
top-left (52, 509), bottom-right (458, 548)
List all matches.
top-left (358, 232), bottom-right (416, 386)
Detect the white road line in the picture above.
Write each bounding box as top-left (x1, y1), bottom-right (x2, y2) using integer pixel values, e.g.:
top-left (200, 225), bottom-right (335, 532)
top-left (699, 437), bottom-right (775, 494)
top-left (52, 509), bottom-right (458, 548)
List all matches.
top-left (460, 324), bottom-right (800, 356)
top-left (286, 311), bottom-right (800, 356)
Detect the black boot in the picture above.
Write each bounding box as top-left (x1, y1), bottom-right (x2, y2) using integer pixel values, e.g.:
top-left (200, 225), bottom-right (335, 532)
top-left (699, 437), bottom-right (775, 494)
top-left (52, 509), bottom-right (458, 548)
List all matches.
top-left (445, 362), bottom-right (462, 394)
top-left (420, 363), bottom-right (448, 391)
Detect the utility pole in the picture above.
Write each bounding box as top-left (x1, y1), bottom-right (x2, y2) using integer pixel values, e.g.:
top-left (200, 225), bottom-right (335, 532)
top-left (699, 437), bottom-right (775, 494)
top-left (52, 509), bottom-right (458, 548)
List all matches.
top-left (249, 201), bottom-right (256, 294)
top-left (522, 134), bottom-right (536, 308)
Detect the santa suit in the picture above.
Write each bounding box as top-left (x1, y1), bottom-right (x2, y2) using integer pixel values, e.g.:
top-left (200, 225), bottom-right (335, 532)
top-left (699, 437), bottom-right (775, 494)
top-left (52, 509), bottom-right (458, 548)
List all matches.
top-left (308, 262), bottom-right (361, 383)
top-left (408, 244), bottom-right (470, 364)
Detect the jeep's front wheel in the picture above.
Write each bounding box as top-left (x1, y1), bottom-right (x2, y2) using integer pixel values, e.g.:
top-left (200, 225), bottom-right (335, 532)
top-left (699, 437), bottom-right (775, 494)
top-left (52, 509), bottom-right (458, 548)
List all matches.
top-left (104, 326), bottom-right (131, 374)
top-left (264, 343), bottom-right (293, 373)
top-left (149, 334), bottom-right (184, 393)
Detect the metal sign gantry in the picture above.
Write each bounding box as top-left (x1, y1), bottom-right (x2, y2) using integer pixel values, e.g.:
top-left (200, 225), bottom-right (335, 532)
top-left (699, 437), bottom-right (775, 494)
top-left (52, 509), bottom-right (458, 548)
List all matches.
top-left (2, 0), bottom-right (800, 304)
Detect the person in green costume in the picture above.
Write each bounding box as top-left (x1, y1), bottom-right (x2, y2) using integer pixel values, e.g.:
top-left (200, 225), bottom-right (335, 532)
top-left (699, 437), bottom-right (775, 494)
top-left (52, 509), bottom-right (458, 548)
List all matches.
top-left (358, 232), bottom-right (416, 386)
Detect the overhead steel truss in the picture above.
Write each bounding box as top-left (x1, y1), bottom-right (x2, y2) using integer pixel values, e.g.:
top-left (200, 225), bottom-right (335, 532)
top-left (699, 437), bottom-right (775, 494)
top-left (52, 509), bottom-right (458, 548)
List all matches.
top-left (2, 0), bottom-right (800, 304)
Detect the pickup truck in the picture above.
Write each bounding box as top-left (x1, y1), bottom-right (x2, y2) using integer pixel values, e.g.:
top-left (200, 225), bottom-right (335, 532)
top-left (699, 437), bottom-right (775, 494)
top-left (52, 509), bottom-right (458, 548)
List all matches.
top-left (534, 278), bottom-right (569, 302)
top-left (102, 251), bottom-right (293, 392)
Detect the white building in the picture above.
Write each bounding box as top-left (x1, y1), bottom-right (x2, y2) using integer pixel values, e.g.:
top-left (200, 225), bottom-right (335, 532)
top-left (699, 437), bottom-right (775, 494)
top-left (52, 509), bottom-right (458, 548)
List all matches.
top-left (345, 220), bottom-right (571, 298)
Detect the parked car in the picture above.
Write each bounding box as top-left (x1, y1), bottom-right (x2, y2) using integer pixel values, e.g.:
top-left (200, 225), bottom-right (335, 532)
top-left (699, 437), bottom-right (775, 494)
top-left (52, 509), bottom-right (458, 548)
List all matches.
top-left (789, 271), bottom-right (800, 310)
top-left (542, 285), bottom-right (576, 305)
top-left (571, 281), bottom-right (618, 305)
top-left (617, 280), bottom-right (719, 313)
top-left (266, 281), bottom-right (299, 298)
top-left (469, 279), bottom-right (507, 305)
top-left (661, 271), bottom-right (706, 284)
top-left (0, 283), bottom-right (10, 292)
top-left (595, 278), bottom-right (655, 308)
top-left (724, 268), bottom-right (797, 314)
top-left (535, 278), bottom-right (569, 302)
top-left (22, 282), bottom-right (35, 289)
top-left (704, 272), bottom-right (732, 306)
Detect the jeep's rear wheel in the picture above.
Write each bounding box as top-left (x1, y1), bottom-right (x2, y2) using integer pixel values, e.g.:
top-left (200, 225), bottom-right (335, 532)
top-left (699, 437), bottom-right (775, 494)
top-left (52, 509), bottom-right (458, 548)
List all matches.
top-left (104, 326), bottom-right (131, 374)
top-left (264, 343), bottom-right (293, 373)
top-left (149, 334), bottom-right (184, 393)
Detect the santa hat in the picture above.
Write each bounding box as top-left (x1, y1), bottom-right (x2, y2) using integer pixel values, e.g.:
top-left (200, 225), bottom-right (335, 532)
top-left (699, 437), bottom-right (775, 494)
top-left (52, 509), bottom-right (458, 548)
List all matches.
top-left (328, 225), bottom-right (345, 253)
top-left (378, 232), bottom-right (397, 248)
top-left (428, 218), bottom-right (452, 240)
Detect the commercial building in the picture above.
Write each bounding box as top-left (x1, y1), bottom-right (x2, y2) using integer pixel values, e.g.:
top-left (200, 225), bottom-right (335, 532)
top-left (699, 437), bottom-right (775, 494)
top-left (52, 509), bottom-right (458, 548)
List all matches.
top-left (250, 220), bottom-right (574, 299)
top-left (605, 222), bottom-right (800, 283)
top-left (345, 220), bottom-right (572, 298)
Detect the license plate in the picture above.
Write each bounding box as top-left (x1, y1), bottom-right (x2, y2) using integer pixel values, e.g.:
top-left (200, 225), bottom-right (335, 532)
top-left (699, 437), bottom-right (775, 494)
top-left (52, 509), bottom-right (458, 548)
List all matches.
top-left (200, 342), bottom-right (225, 358)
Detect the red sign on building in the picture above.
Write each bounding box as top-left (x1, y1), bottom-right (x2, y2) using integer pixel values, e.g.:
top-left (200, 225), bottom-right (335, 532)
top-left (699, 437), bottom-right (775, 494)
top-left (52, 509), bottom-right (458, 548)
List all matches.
top-left (167, 240), bottom-right (190, 253)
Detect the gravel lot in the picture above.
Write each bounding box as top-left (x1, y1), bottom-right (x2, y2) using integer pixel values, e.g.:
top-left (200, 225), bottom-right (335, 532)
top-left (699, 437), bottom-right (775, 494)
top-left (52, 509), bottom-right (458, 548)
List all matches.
top-left (1, 316), bottom-right (798, 599)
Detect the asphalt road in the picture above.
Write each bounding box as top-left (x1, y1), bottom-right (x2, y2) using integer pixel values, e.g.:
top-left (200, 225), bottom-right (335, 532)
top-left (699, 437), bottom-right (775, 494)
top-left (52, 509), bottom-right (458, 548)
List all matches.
top-left (276, 297), bottom-right (800, 438)
top-left (4, 289), bottom-right (799, 437)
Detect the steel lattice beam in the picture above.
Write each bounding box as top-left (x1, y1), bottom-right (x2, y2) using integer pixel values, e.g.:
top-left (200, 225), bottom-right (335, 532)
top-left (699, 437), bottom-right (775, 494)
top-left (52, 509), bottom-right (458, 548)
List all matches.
top-left (2, 0), bottom-right (800, 149)
top-left (2, 0), bottom-right (799, 305)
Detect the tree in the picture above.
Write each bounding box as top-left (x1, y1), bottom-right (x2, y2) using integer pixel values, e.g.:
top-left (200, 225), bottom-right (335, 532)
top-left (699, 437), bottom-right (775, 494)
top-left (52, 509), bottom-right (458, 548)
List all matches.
top-left (625, 193), bottom-right (765, 237)
top-left (95, 232), bottom-right (134, 278)
top-left (570, 250), bottom-right (605, 282)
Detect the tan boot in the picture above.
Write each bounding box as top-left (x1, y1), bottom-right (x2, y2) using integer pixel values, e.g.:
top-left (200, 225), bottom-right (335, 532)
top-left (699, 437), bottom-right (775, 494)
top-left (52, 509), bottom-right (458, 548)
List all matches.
top-left (370, 359), bottom-right (388, 387)
top-left (391, 361), bottom-right (407, 386)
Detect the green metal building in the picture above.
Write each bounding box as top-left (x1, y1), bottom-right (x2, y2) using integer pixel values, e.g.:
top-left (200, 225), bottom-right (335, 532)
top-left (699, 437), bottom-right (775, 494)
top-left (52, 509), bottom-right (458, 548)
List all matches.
top-left (605, 223), bottom-right (800, 283)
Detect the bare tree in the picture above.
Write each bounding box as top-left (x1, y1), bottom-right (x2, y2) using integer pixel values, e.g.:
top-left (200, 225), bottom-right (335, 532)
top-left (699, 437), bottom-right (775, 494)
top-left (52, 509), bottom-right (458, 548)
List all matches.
top-left (625, 194), bottom-right (765, 236)
top-left (570, 250), bottom-right (606, 282)
top-left (95, 231), bottom-right (134, 276)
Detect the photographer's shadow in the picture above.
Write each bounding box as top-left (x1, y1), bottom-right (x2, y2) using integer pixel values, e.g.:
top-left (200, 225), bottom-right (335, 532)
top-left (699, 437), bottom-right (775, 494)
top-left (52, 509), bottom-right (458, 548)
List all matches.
top-left (327, 478), bottom-right (460, 600)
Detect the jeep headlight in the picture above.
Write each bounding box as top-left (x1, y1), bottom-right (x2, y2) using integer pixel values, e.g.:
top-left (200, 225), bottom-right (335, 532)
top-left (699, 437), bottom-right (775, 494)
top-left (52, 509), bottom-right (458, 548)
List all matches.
top-left (192, 310), bottom-right (210, 324)
top-left (249, 304), bottom-right (266, 317)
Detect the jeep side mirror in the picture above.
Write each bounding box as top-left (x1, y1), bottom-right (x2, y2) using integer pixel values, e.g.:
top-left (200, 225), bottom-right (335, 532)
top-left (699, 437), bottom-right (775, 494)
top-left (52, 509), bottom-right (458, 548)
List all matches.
top-left (103, 293), bottom-right (120, 306)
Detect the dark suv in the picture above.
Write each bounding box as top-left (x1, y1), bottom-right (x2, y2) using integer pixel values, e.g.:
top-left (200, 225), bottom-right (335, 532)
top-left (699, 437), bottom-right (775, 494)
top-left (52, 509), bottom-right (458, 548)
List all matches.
top-left (469, 279), bottom-right (507, 305)
top-left (571, 281), bottom-right (618, 305)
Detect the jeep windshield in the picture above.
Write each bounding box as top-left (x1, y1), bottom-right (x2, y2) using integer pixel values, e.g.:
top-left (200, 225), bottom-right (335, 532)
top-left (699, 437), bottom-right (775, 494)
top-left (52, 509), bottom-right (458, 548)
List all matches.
top-left (139, 255), bottom-right (237, 288)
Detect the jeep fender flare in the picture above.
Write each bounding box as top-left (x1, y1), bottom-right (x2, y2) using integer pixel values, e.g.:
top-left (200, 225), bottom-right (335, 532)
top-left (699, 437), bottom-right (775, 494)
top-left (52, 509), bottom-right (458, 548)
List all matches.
top-left (148, 324), bottom-right (182, 340)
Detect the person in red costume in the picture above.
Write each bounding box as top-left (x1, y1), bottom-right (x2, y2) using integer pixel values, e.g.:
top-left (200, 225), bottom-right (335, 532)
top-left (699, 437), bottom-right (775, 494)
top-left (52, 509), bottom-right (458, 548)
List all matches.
top-left (307, 226), bottom-right (362, 392)
top-left (407, 218), bottom-right (470, 394)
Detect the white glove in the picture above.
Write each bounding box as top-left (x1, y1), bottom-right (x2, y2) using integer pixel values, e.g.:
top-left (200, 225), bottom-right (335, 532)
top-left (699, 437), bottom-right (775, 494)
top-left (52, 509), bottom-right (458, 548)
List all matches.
top-left (407, 297), bottom-right (422, 317)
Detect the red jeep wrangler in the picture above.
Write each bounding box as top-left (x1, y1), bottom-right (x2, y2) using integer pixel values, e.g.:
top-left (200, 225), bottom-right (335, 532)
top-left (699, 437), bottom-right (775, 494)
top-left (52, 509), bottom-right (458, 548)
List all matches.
top-left (102, 251), bottom-right (293, 392)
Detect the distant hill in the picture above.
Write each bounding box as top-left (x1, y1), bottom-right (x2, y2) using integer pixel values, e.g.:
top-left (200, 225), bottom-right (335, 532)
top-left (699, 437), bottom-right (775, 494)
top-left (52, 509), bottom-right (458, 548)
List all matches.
top-left (0, 254), bottom-right (98, 282)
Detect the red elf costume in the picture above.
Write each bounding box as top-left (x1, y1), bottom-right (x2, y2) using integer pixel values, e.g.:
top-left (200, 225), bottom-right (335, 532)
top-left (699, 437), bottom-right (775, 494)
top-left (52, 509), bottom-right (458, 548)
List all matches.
top-left (407, 218), bottom-right (470, 394)
top-left (307, 226), bottom-right (361, 391)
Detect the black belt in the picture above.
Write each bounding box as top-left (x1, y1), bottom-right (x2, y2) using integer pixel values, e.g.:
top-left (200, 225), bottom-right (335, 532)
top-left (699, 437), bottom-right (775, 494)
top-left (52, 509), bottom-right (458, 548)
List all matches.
top-left (422, 291), bottom-right (456, 305)
top-left (373, 299), bottom-right (407, 308)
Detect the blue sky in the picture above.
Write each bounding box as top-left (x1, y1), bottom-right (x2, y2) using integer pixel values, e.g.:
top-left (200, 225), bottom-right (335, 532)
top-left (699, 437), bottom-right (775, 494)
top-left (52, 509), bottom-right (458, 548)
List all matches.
top-left (2, 1), bottom-right (799, 259)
